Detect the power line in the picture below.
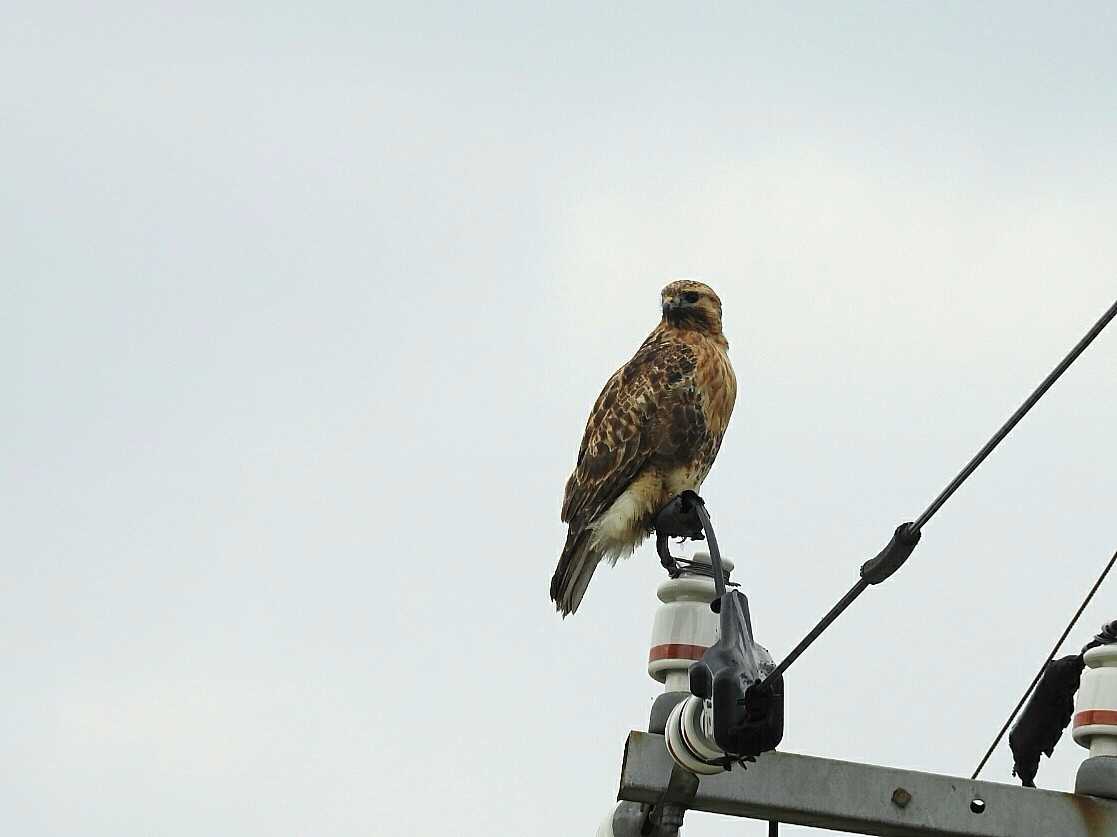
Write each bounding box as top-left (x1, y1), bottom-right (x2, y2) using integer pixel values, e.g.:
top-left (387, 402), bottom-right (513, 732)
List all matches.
top-left (763, 296), bottom-right (1117, 688)
top-left (912, 297), bottom-right (1117, 534)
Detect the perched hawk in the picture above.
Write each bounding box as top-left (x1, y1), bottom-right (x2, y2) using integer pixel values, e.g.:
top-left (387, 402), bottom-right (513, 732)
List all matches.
top-left (551, 280), bottom-right (737, 615)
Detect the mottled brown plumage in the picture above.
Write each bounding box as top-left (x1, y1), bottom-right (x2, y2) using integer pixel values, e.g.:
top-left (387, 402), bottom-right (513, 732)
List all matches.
top-left (551, 280), bottom-right (737, 615)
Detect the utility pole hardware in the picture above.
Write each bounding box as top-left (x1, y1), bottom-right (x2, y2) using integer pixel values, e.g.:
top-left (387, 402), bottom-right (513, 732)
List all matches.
top-left (592, 298), bottom-right (1117, 835)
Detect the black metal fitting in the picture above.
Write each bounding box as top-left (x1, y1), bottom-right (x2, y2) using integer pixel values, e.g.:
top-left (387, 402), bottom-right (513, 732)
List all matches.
top-left (689, 589), bottom-right (785, 759)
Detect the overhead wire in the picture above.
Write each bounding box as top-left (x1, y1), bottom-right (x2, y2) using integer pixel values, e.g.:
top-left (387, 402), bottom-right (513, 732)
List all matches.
top-left (762, 296), bottom-right (1117, 688)
top-left (911, 297), bottom-right (1117, 534)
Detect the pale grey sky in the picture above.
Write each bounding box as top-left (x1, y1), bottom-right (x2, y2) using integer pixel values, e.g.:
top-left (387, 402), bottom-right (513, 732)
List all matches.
top-left (4, 4), bottom-right (1117, 836)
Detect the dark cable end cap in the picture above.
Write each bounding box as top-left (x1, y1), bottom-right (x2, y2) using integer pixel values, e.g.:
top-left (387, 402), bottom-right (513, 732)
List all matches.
top-left (860, 523), bottom-right (921, 585)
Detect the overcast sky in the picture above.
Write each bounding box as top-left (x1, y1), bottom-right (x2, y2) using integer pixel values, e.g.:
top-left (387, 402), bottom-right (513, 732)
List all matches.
top-left (5, 4), bottom-right (1117, 836)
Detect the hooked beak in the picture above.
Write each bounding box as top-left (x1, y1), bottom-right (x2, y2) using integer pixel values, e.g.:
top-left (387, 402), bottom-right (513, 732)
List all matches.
top-left (662, 298), bottom-right (680, 315)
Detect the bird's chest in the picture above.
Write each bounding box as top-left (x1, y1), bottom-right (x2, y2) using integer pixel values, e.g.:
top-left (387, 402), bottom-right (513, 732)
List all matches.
top-left (652, 344), bottom-right (735, 487)
top-left (693, 345), bottom-right (736, 440)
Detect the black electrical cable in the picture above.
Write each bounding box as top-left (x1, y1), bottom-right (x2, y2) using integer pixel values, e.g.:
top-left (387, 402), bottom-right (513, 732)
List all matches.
top-left (912, 297), bottom-right (1117, 534)
top-left (692, 501), bottom-right (727, 601)
top-left (762, 297), bottom-right (1117, 688)
top-left (763, 579), bottom-right (868, 682)
top-left (970, 549), bottom-right (1117, 781)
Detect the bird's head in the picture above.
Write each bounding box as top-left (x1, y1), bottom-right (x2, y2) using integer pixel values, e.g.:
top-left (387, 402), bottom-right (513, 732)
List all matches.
top-left (660, 280), bottom-right (725, 338)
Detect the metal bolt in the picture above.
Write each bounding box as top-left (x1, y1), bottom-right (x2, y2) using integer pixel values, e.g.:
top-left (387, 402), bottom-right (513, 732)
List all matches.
top-left (891, 787), bottom-right (912, 809)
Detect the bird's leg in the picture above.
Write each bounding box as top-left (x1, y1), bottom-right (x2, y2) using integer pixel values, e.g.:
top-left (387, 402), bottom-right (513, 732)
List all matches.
top-left (656, 530), bottom-right (681, 578)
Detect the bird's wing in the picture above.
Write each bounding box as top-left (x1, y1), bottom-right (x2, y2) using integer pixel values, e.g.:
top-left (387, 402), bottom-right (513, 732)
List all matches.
top-left (561, 336), bottom-right (703, 528)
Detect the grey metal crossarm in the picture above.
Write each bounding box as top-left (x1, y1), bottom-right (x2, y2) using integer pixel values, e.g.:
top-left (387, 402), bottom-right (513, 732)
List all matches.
top-left (619, 731), bottom-right (1117, 837)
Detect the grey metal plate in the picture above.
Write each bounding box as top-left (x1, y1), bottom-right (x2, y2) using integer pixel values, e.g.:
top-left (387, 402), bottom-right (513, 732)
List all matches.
top-left (619, 732), bottom-right (1117, 837)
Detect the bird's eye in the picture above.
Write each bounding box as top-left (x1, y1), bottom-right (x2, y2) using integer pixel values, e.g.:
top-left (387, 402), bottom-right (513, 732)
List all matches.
top-left (682, 291), bottom-right (701, 304)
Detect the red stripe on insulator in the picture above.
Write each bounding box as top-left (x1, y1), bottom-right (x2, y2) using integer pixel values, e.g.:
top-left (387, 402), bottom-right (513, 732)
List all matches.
top-left (1074, 710), bottom-right (1117, 728)
top-left (649, 643), bottom-right (708, 663)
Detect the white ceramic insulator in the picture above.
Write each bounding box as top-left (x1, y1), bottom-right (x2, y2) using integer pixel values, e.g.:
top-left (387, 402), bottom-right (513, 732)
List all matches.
top-left (1073, 645), bottom-right (1117, 755)
top-left (647, 552), bottom-right (734, 685)
top-left (665, 695), bottom-right (725, 775)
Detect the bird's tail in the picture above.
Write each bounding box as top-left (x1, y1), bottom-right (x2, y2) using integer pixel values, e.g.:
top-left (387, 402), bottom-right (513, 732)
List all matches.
top-left (550, 527), bottom-right (599, 617)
